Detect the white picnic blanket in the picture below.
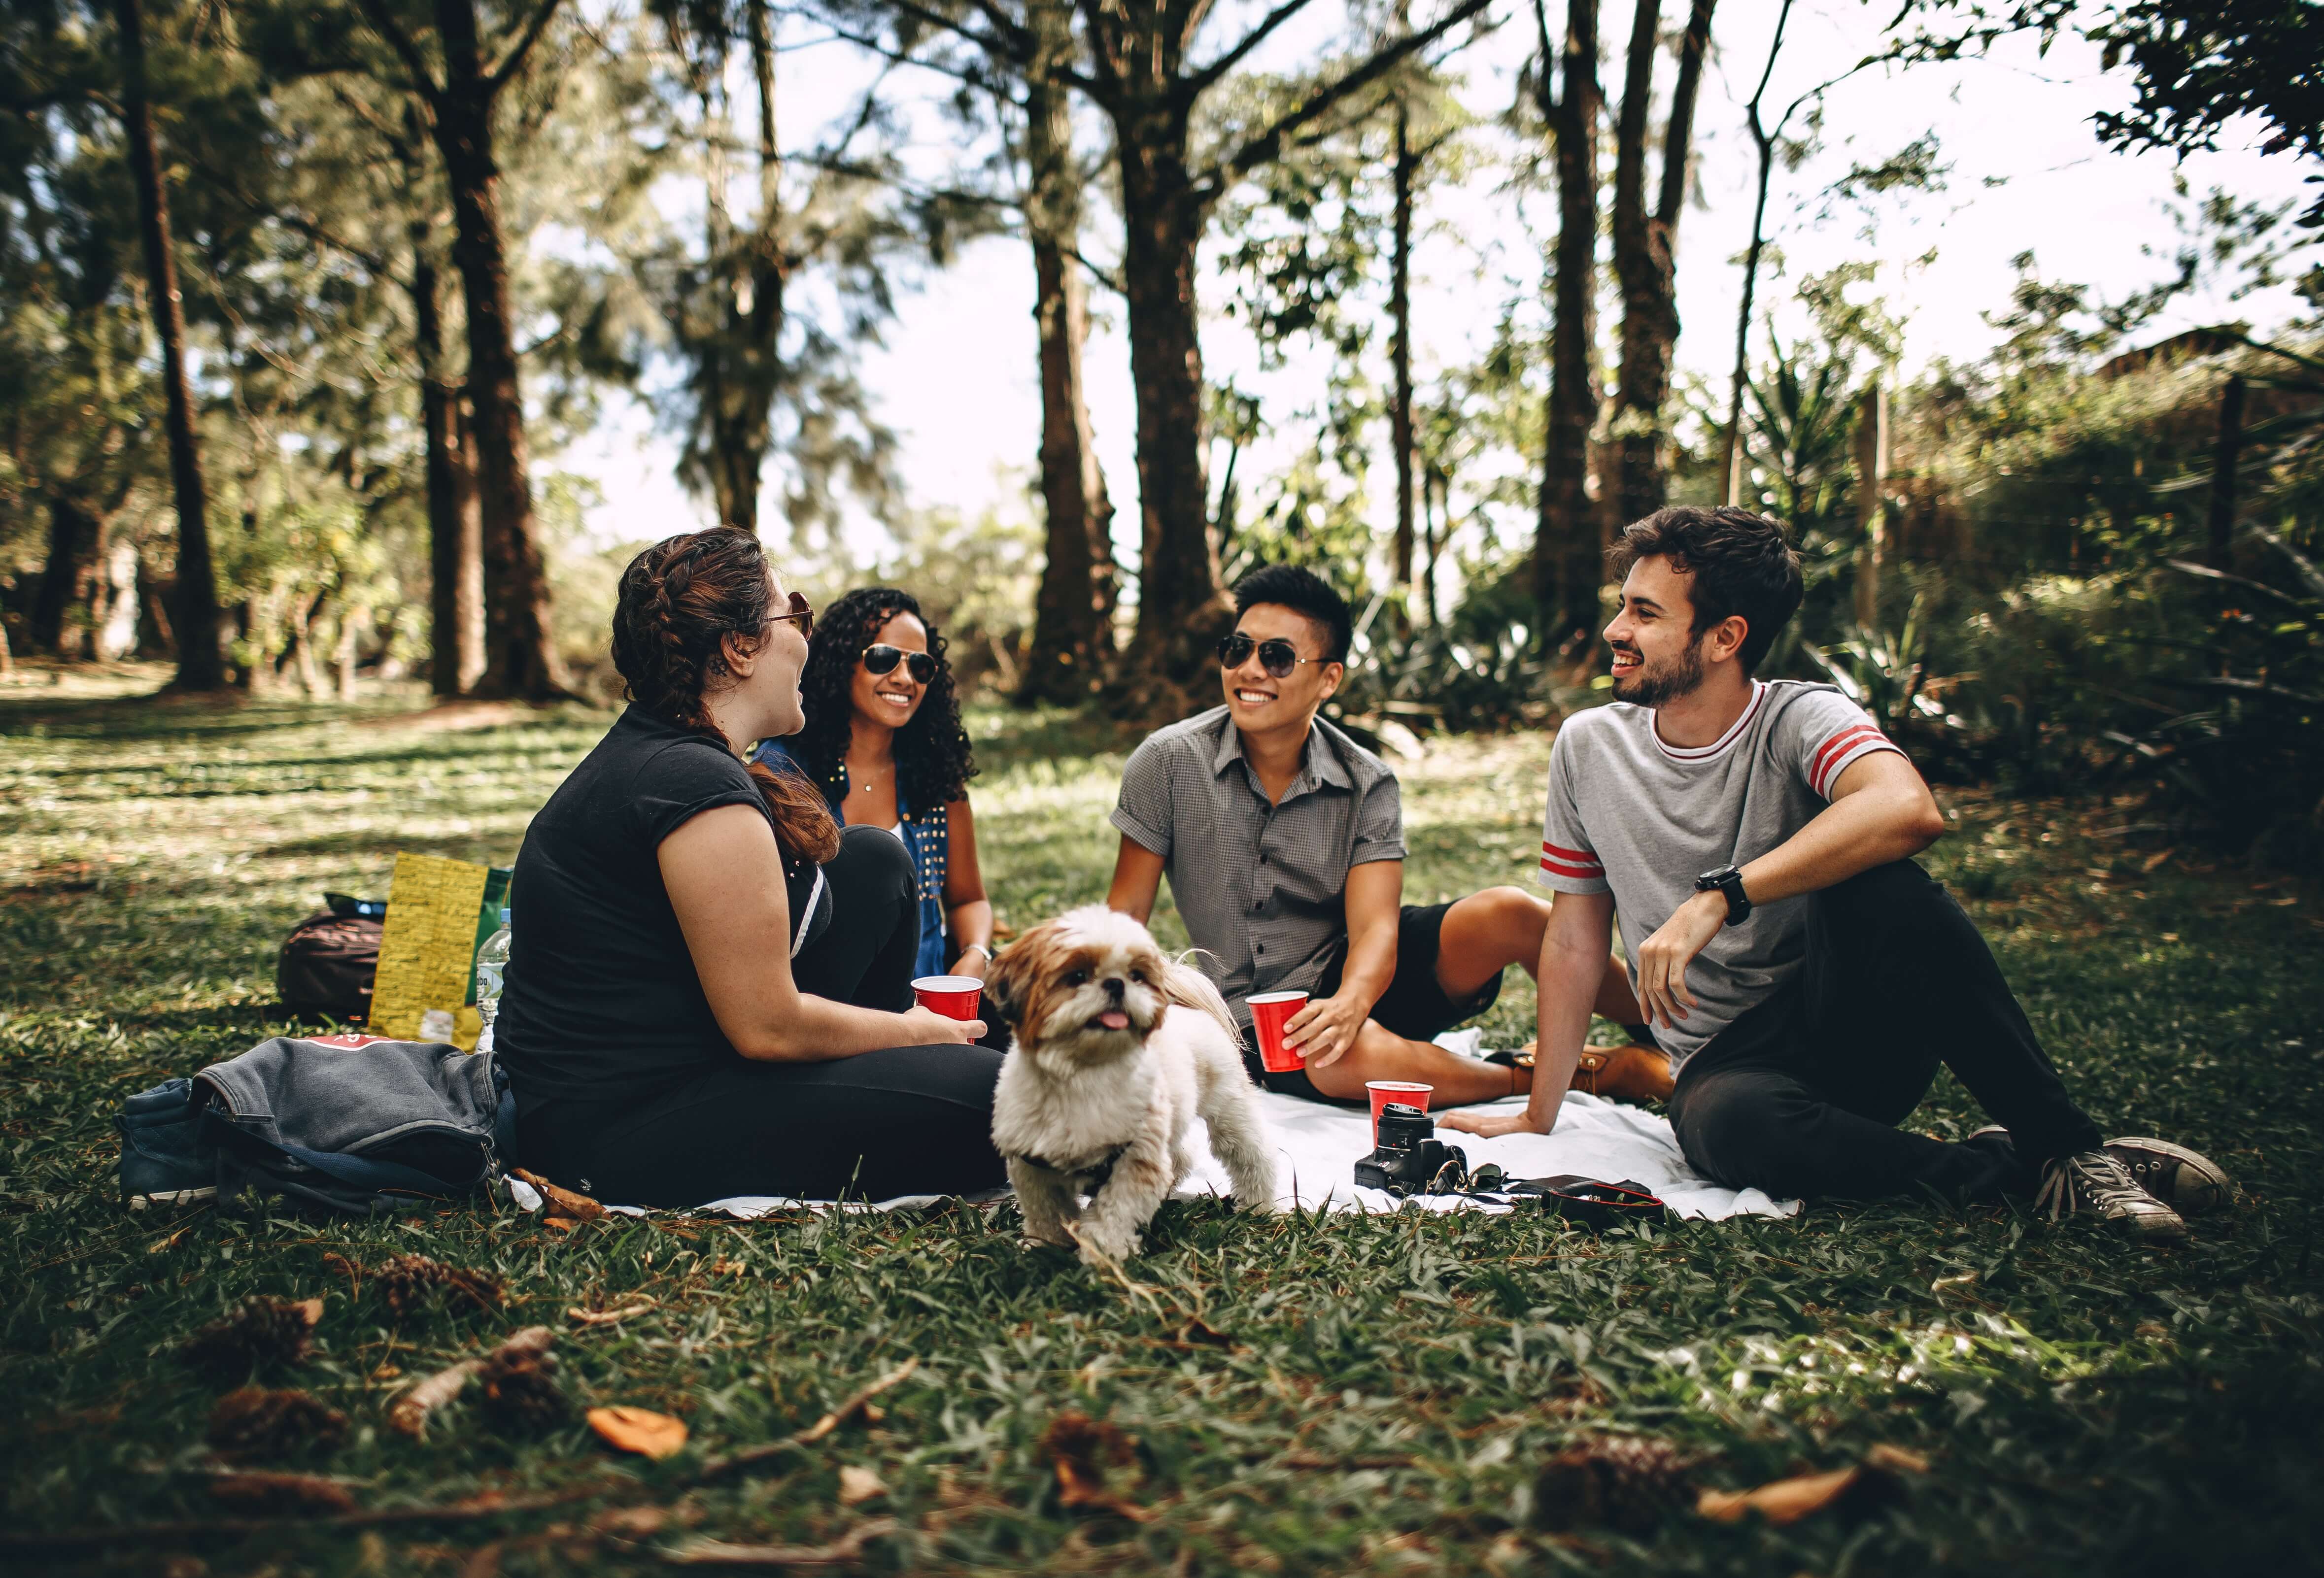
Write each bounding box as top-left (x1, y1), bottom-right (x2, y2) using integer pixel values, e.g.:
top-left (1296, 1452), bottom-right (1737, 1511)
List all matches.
top-left (511, 1033), bottom-right (1797, 1223)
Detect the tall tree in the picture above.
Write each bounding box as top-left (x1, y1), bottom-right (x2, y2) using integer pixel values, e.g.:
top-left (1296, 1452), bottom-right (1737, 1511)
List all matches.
top-left (352, 0), bottom-right (571, 699)
top-left (1532, 0), bottom-right (1602, 650)
top-left (1017, 0), bottom-right (1118, 702)
top-left (1718, 0), bottom-right (1794, 504)
top-left (1389, 72), bottom-right (1416, 604)
top-left (1071, 0), bottom-right (1491, 698)
top-left (113, 0), bottom-right (227, 689)
top-left (1607, 0), bottom-right (1712, 525)
top-left (812, 0), bottom-right (1120, 694)
top-left (654, 0), bottom-right (789, 536)
top-left (185, 65), bottom-right (491, 695)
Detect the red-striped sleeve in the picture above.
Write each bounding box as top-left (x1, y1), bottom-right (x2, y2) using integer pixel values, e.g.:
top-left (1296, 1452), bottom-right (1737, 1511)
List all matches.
top-left (1540, 839), bottom-right (1603, 880)
top-left (1808, 721), bottom-right (1900, 797)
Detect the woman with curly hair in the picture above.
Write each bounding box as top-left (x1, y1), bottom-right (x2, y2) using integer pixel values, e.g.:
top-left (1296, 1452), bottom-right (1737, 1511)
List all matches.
top-left (753, 587), bottom-right (995, 986)
top-left (495, 530), bottom-right (1004, 1208)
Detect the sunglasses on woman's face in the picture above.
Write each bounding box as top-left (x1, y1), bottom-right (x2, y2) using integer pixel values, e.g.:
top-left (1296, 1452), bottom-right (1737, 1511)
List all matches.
top-left (1216, 632), bottom-right (1329, 679)
top-left (863, 643), bottom-right (937, 685)
top-left (769, 590), bottom-right (814, 638)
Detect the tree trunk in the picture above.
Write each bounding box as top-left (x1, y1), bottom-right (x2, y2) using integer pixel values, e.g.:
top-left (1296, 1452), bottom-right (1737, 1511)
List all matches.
top-left (1390, 94), bottom-right (1417, 604)
top-left (415, 245), bottom-right (484, 696)
top-left (690, 0), bottom-right (787, 536)
top-left (2206, 373), bottom-right (2244, 570)
top-left (1610, 0), bottom-right (1713, 526)
top-left (337, 605), bottom-right (364, 700)
top-left (96, 531), bottom-right (140, 660)
top-left (1852, 378), bottom-right (1887, 627)
top-left (1537, 0), bottom-right (1603, 650)
top-left (32, 495), bottom-right (102, 656)
top-left (114, 0), bottom-right (225, 690)
top-left (1114, 118), bottom-right (1231, 686)
top-left (1019, 0), bottom-right (1118, 704)
top-left (1721, 0), bottom-right (1793, 505)
top-left (431, 0), bottom-right (567, 699)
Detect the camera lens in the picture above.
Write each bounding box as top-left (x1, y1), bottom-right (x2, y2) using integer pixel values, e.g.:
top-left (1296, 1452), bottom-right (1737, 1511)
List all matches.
top-left (1377, 1104), bottom-right (1433, 1150)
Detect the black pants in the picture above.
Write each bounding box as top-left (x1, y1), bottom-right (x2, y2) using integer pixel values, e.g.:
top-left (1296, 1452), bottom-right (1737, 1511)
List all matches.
top-left (1667, 860), bottom-right (2102, 1204)
top-left (519, 826), bottom-right (1006, 1206)
top-left (1252, 902), bottom-right (1505, 1103)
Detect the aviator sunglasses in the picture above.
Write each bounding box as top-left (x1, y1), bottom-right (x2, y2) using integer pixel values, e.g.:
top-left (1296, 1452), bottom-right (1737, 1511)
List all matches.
top-left (768, 590), bottom-right (815, 638)
top-left (1216, 632), bottom-right (1331, 679)
top-left (863, 643), bottom-right (938, 685)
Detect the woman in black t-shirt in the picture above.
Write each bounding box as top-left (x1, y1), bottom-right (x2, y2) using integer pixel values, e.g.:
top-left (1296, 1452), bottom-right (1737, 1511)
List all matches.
top-left (496, 528), bottom-right (1005, 1206)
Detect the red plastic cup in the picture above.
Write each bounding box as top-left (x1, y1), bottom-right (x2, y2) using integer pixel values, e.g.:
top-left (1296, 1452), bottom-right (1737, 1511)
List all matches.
top-left (913, 975), bottom-right (984, 1021)
top-left (1247, 991), bottom-right (1309, 1073)
top-left (1366, 1080), bottom-right (1433, 1141)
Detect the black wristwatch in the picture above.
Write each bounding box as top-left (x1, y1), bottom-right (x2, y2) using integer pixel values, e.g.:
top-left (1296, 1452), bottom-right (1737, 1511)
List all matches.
top-left (1694, 865), bottom-right (1752, 926)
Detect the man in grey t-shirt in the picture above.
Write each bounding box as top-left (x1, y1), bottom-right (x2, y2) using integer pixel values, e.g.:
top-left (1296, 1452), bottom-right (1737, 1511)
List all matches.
top-left (1444, 506), bottom-right (2230, 1242)
top-left (1106, 566), bottom-right (1663, 1108)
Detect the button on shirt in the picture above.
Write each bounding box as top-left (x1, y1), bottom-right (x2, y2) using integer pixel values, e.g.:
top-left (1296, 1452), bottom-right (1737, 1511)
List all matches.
top-left (1111, 705), bottom-right (1405, 1030)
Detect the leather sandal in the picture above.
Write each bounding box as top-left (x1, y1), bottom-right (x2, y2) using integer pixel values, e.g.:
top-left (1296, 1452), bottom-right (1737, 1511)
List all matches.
top-left (1571, 1043), bottom-right (1675, 1104)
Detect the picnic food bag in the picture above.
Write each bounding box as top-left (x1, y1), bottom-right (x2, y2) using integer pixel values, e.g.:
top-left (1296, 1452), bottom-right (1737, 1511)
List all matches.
top-left (366, 853), bottom-right (513, 1050)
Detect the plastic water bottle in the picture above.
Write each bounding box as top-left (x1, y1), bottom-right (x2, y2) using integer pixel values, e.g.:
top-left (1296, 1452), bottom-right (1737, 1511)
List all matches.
top-left (474, 907), bottom-right (512, 1053)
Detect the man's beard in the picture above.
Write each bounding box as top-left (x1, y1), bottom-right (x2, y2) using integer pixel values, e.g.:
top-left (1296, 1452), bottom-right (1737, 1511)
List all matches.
top-left (1609, 638), bottom-right (1706, 706)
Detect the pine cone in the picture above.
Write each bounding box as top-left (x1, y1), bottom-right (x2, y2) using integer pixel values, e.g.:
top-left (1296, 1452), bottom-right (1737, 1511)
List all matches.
top-left (476, 1346), bottom-right (568, 1434)
top-left (1534, 1435), bottom-right (1694, 1535)
top-left (206, 1387), bottom-right (347, 1463)
top-left (376, 1254), bottom-right (504, 1316)
top-left (180, 1297), bottom-right (322, 1382)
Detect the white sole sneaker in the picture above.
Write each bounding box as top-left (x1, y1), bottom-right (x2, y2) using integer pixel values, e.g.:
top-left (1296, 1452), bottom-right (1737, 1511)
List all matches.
top-left (127, 1186), bottom-right (217, 1210)
top-left (2104, 1137), bottom-right (2236, 1217)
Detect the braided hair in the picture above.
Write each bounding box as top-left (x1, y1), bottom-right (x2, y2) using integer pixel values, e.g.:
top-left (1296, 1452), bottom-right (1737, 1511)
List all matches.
top-left (611, 528), bottom-right (841, 864)
top-left (788, 587), bottom-right (977, 809)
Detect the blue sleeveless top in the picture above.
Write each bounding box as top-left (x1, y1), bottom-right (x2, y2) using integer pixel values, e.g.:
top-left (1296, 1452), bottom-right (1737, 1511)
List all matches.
top-left (751, 738), bottom-right (950, 980)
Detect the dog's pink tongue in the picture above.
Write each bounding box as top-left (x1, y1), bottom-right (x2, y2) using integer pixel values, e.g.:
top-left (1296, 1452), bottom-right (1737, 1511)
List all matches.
top-left (1098, 1010), bottom-right (1130, 1030)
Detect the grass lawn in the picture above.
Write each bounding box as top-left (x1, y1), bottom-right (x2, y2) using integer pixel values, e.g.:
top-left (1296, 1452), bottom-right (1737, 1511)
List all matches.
top-left (3, 667), bottom-right (2321, 1576)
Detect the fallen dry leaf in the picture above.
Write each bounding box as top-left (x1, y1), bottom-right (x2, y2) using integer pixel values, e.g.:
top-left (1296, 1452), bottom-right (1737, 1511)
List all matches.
top-left (1696, 1462), bottom-right (1905, 1525)
top-left (207, 1470), bottom-right (357, 1516)
top-left (511, 1168), bottom-right (605, 1221)
top-left (589, 1405), bottom-right (689, 1460)
top-left (1041, 1412), bottom-right (1149, 1521)
top-left (1865, 1443), bottom-right (1931, 1475)
top-left (837, 1465), bottom-right (889, 1506)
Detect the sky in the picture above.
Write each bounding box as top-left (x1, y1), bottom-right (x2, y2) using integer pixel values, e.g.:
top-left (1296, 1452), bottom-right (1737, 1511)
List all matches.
top-left (552, 0), bottom-right (2319, 568)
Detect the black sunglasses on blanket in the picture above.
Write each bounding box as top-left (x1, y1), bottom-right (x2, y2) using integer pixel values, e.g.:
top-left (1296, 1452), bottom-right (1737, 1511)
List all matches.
top-left (862, 643), bottom-right (937, 684)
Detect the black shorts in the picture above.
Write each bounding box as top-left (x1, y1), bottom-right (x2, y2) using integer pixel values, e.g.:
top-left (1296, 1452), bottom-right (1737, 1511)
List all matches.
top-left (1244, 901), bottom-right (1506, 1104)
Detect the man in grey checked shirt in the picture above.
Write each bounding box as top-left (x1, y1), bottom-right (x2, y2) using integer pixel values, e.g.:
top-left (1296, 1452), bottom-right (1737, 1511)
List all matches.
top-left (1105, 565), bottom-right (1668, 1107)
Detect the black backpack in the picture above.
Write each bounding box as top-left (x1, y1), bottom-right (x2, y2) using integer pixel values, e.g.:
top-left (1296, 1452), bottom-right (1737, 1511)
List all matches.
top-left (276, 895), bottom-right (385, 1022)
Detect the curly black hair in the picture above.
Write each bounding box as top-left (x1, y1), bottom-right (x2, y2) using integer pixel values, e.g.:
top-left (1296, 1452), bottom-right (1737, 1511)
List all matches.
top-left (788, 586), bottom-right (977, 808)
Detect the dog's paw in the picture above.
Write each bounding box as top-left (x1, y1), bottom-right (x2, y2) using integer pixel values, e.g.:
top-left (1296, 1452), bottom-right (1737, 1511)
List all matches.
top-left (1074, 1227), bottom-right (1140, 1267)
top-left (1018, 1230), bottom-right (1074, 1252)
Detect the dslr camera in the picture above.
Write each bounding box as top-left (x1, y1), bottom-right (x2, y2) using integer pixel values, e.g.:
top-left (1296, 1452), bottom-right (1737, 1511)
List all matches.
top-left (1355, 1103), bottom-right (1471, 1197)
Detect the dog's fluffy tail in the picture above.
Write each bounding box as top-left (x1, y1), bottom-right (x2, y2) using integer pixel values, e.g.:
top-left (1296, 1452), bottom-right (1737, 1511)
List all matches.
top-left (1163, 955), bottom-right (1244, 1053)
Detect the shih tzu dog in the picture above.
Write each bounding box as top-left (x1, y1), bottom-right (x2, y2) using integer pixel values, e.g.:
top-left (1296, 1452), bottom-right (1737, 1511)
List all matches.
top-left (984, 906), bottom-right (1278, 1265)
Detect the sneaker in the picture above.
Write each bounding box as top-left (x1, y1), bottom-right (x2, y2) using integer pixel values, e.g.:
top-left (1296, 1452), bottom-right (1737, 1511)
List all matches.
top-left (118, 1077), bottom-right (217, 1210)
top-left (2103, 1137), bottom-right (2235, 1216)
top-left (2033, 1148), bottom-right (2187, 1242)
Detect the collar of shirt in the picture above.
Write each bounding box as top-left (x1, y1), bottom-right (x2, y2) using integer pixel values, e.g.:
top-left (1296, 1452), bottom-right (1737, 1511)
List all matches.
top-left (1208, 713), bottom-right (1352, 805)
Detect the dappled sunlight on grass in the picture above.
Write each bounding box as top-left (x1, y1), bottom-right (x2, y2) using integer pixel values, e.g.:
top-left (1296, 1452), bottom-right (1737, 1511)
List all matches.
top-left (1, 680), bottom-right (2320, 1572)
